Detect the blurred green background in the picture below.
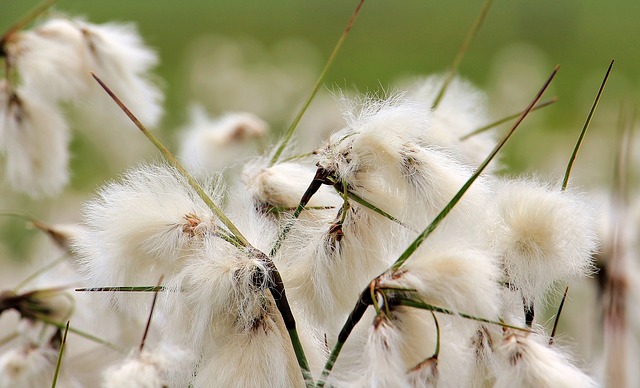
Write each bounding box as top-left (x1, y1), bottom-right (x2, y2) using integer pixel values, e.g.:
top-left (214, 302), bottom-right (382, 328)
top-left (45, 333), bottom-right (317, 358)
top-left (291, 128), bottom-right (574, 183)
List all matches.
top-left (0, 0), bottom-right (639, 260)
top-left (3, 0), bottom-right (639, 168)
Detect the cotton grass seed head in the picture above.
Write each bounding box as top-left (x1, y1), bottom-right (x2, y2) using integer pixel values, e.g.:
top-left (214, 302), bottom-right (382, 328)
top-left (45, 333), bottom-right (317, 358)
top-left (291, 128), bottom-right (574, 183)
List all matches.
top-left (388, 245), bottom-right (502, 320)
top-left (191, 300), bottom-right (303, 388)
top-left (0, 85), bottom-right (70, 197)
top-left (74, 18), bottom-right (164, 128)
top-left (74, 163), bottom-right (222, 313)
top-left (103, 345), bottom-right (191, 388)
top-left (4, 18), bottom-right (88, 101)
top-left (241, 160), bottom-right (341, 213)
top-left (0, 344), bottom-right (57, 388)
top-left (179, 106), bottom-right (269, 176)
top-left (489, 178), bottom-right (598, 303)
top-left (494, 330), bottom-right (598, 388)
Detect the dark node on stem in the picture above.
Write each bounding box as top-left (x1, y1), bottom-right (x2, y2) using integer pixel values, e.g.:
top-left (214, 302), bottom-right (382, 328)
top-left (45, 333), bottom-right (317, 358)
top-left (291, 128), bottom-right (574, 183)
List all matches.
top-left (523, 299), bottom-right (534, 327)
top-left (249, 265), bottom-right (269, 292)
top-left (49, 328), bottom-right (63, 350)
top-left (408, 356), bottom-right (438, 373)
top-left (256, 250), bottom-right (297, 331)
top-left (337, 288), bottom-right (373, 344)
top-left (299, 167), bottom-right (332, 209)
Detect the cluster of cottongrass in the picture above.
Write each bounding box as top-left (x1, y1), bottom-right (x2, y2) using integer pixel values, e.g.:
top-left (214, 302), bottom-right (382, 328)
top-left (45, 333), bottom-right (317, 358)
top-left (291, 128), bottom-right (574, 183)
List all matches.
top-left (0, 3), bottom-right (613, 388)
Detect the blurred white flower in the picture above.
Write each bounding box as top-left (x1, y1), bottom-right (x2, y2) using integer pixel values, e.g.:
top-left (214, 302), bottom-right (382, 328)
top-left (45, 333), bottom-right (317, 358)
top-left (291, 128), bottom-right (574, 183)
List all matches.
top-left (0, 84), bottom-right (70, 197)
top-left (179, 106), bottom-right (269, 176)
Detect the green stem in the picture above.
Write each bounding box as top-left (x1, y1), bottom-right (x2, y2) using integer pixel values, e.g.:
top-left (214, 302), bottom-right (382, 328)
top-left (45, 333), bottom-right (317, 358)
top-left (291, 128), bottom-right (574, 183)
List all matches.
top-left (261, 255), bottom-right (313, 386)
top-left (51, 320), bottom-right (69, 388)
top-left (289, 328), bottom-right (314, 387)
top-left (269, 167), bottom-right (330, 257)
top-left (431, 0), bottom-right (493, 110)
top-left (75, 286), bottom-right (165, 292)
top-left (91, 73), bottom-right (249, 248)
top-left (459, 98), bottom-right (558, 141)
top-left (391, 65), bottom-right (559, 271)
top-left (33, 313), bottom-right (124, 353)
top-left (341, 188), bottom-right (414, 231)
top-left (270, 0), bottom-right (366, 165)
top-left (0, 0), bottom-right (56, 49)
top-left (430, 311), bottom-right (440, 358)
top-left (317, 289), bottom-right (373, 387)
top-left (562, 59), bottom-right (613, 191)
top-left (396, 299), bottom-right (530, 333)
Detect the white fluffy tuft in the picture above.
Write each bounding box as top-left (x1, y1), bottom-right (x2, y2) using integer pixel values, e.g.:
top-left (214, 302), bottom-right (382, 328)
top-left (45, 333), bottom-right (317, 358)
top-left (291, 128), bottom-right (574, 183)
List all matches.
top-left (0, 85), bottom-right (70, 196)
top-left (489, 179), bottom-right (598, 303)
top-left (73, 163), bottom-right (223, 313)
top-left (179, 106), bottom-right (269, 176)
top-left (0, 345), bottom-right (57, 388)
top-left (494, 331), bottom-right (598, 388)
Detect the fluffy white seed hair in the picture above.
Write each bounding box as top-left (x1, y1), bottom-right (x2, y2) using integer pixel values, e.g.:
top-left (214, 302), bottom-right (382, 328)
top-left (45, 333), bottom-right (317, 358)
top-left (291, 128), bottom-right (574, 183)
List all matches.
top-left (316, 96), bottom-right (429, 186)
top-left (102, 346), bottom-right (192, 388)
top-left (179, 106), bottom-right (269, 175)
top-left (489, 178), bottom-right (598, 303)
top-left (282, 203), bottom-right (399, 332)
top-left (0, 85), bottom-right (70, 196)
top-left (0, 345), bottom-right (57, 388)
top-left (315, 94), bottom-right (490, 234)
top-left (159, 239), bottom-right (272, 351)
top-left (3, 18), bottom-right (88, 101)
top-left (74, 163), bottom-right (222, 313)
top-left (192, 300), bottom-right (303, 388)
top-left (386, 245), bottom-right (502, 320)
top-left (408, 75), bottom-right (497, 170)
top-left (74, 18), bottom-right (164, 127)
top-left (493, 331), bottom-right (598, 388)
top-left (353, 315), bottom-right (412, 388)
top-left (241, 160), bottom-right (341, 210)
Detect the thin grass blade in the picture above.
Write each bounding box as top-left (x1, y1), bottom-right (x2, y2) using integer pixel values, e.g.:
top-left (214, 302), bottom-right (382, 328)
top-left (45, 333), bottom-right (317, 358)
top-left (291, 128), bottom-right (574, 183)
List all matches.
top-left (91, 73), bottom-right (249, 247)
top-left (459, 98), bottom-right (558, 141)
top-left (562, 59), bottom-right (614, 190)
top-left (51, 320), bottom-right (69, 388)
top-left (431, 0), bottom-right (493, 109)
top-left (270, 0), bottom-right (366, 165)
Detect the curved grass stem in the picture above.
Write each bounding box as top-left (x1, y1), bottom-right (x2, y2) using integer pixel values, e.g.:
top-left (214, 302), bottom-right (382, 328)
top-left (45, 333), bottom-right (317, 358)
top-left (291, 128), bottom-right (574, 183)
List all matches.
top-left (0, 0), bottom-right (56, 50)
top-left (51, 320), bottom-right (69, 388)
top-left (91, 73), bottom-right (249, 248)
top-left (32, 312), bottom-right (124, 353)
top-left (395, 298), bottom-right (531, 333)
top-left (431, 0), bottom-right (493, 109)
top-left (270, 0), bottom-right (366, 165)
top-left (550, 286), bottom-right (569, 344)
top-left (459, 98), bottom-right (558, 141)
top-left (562, 59), bottom-right (613, 191)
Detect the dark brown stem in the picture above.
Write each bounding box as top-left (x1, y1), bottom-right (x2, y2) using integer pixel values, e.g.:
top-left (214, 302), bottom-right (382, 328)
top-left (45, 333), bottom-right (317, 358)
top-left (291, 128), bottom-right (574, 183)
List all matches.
top-left (139, 276), bottom-right (163, 352)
